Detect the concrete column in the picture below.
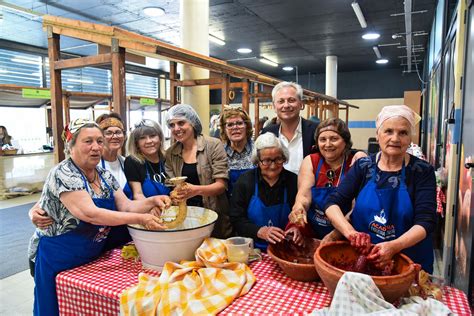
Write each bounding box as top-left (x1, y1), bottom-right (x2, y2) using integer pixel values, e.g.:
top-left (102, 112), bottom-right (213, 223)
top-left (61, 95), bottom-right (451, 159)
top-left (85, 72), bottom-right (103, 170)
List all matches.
top-left (325, 56), bottom-right (337, 118)
top-left (180, 0), bottom-right (210, 134)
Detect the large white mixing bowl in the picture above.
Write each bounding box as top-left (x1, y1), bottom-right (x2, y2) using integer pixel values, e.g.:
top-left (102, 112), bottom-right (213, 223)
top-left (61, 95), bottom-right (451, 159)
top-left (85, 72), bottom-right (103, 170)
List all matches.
top-left (127, 206), bottom-right (218, 271)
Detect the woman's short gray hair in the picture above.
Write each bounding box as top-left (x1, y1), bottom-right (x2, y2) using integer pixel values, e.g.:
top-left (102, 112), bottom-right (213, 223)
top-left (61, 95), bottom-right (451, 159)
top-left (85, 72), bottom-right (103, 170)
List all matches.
top-left (166, 104), bottom-right (203, 136)
top-left (271, 81), bottom-right (303, 102)
top-left (127, 119), bottom-right (165, 164)
top-left (251, 132), bottom-right (290, 164)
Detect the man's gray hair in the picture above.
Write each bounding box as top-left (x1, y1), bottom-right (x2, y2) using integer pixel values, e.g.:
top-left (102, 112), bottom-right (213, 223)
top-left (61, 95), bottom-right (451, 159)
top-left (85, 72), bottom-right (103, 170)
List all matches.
top-left (250, 132), bottom-right (290, 164)
top-left (271, 81), bottom-right (303, 102)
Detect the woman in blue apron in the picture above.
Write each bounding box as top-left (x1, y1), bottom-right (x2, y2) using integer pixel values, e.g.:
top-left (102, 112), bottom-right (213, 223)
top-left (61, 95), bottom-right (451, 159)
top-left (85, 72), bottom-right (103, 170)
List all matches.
top-left (229, 133), bottom-right (303, 250)
top-left (124, 119), bottom-right (170, 199)
top-left (29, 119), bottom-right (170, 315)
top-left (219, 106), bottom-right (255, 196)
top-left (289, 118), bottom-right (359, 240)
top-left (325, 105), bottom-right (436, 273)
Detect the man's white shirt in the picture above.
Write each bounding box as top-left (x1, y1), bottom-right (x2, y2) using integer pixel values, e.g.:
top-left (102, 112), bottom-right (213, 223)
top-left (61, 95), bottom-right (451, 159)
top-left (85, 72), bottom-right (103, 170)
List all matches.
top-left (278, 117), bottom-right (303, 175)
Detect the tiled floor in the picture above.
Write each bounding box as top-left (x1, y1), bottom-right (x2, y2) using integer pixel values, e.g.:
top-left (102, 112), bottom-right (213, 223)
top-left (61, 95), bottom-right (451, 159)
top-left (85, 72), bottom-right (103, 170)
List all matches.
top-left (0, 194), bottom-right (39, 315)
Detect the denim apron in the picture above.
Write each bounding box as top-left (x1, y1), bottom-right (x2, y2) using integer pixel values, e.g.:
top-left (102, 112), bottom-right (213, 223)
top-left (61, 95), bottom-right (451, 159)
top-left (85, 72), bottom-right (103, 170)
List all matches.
top-left (100, 158), bottom-right (132, 251)
top-left (308, 158), bottom-right (346, 239)
top-left (351, 156), bottom-right (434, 273)
top-left (247, 169), bottom-right (291, 250)
top-left (33, 168), bottom-right (115, 316)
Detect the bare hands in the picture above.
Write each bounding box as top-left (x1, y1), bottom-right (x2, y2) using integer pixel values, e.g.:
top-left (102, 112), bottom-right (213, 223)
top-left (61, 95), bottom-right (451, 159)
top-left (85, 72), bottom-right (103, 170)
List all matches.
top-left (348, 232), bottom-right (372, 254)
top-left (289, 206), bottom-right (307, 226)
top-left (141, 214), bottom-right (166, 230)
top-left (285, 226), bottom-right (304, 246)
top-left (366, 241), bottom-right (397, 268)
top-left (154, 195), bottom-right (171, 209)
top-left (257, 226), bottom-right (285, 244)
top-left (30, 206), bottom-right (53, 229)
top-left (170, 182), bottom-right (196, 202)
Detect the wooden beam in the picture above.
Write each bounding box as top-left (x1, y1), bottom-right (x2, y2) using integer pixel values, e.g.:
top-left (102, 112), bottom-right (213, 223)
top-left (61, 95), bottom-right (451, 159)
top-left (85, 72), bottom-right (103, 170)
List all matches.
top-left (111, 38), bottom-right (127, 131)
top-left (62, 94), bottom-right (70, 124)
top-left (221, 75), bottom-right (230, 110)
top-left (250, 92), bottom-right (272, 99)
top-left (47, 27), bottom-right (64, 163)
top-left (209, 82), bottom-right (244, 90)
top-left (241, 79), bottom-right (249, 113)
top-left (169, 61), bottom-right (178, 106)
top-left (54, 53), bottom-right (112, 70)
top-left (175, 78), bottom-right (222, 87)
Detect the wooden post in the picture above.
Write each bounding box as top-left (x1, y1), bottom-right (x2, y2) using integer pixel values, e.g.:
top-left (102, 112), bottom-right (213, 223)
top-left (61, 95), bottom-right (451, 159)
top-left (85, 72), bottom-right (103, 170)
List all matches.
top-left (62, 94), bottom-right (70, 124)
top-left (111, 38), bottom-right (127, 131)
top-left (221, 74), bottom-right (230, 110)
top-left (169, 61), bottom-right (178, 106)
top-left (241, 79), bottom-right (249, 113)
top-left (47, 26), bottom-right (65, 163)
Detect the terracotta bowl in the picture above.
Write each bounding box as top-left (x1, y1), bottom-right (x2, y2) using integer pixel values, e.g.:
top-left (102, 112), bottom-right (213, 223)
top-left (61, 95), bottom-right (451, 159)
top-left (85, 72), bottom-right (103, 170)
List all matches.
top-left (267, 238), bottom-right (320, 282)
top-left (314, 241), bottom-right (416, 302)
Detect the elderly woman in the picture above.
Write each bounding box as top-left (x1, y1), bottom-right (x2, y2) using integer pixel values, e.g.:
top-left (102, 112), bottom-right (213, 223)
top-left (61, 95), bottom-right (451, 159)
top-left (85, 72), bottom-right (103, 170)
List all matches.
top-left (165, 104), bottom-right (233, 239)
top-left (289, 118), bottom-right (360, 240)
top-left (325, 105), bottom-right (436, 273)
top-left (230, 133), bottom-right (302, 250)
top-left (30, 113), bottom-right (132, 251)
top-left (28, 119), bottom-right (170, 316)
top-left (124, 119), bottom-right (170, 199)
top-left (219, 106), bottom-right (254, 194)
top-left (0, 125), bottom-right (12, 146)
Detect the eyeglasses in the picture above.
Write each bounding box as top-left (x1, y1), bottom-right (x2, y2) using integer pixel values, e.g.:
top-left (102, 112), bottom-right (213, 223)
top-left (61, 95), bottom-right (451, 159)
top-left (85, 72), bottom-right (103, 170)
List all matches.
top-left (134, 119), bottom-right (155, 128)
top-left (325, 169), bottom-right (336, 188)
top-left (225, 121), bottom-right (246, 129)
top-left (259, 157), bottom-right (285, 166)
top-left (104, 130), bottom-right (124, 138)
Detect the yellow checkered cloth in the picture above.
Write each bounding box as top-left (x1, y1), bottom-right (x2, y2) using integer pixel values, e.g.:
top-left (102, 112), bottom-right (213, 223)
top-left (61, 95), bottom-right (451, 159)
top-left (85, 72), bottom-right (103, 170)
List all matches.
top-left (120, 238), bottom-right (256, 316)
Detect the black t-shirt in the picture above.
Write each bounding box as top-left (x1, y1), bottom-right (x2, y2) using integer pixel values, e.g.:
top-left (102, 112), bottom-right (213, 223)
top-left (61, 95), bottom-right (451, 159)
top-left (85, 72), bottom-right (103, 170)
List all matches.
top-left (182, 162), bottom-right (203, 206)
top-left (124, 156), bottom-right (167, 184)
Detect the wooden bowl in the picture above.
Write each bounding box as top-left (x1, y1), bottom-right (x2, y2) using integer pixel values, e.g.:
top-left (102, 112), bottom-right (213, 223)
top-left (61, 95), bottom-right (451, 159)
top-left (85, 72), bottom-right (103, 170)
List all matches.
top-left (314, 241), bottom-right (416, 302)
top-left (0, 149), bottom-right (17, 156)
top-left (267, 238), bottom-right (320, 282)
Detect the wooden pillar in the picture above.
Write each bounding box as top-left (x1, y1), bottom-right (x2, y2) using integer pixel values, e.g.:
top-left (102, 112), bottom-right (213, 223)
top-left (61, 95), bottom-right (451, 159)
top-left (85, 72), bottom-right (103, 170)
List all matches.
top-left (345, 106), bottom-right (349, 123)
top-left (221, 74), bottom-right (230, 110)
top-left (111, 38), bottom-right (127, 131)
top-left (62, 94), bottom-right (70, 124)
top-left (169, 61), bottom-right (178, 106)
top-left (242, 79), bottom-right (249, 113)
top-left (47, 26), bottom-right (65, 163)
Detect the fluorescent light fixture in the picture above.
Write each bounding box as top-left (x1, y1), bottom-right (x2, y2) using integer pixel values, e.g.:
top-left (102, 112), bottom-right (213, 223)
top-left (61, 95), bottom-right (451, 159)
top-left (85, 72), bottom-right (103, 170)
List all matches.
top-left (237, 48), bottom-right (252, 54)
top-left (11, 57), bottom-right (39, 65)
top-left (259, 58), bottom-right (278, 67)
top-left (376, 59), bottom-right (389, 64)
top-left (282, 66), bottom-right (294, 71)
top-left (362, 32), bottom-right (380, 40)
top-left (372, 46), bottom-right (382, 59)
top-left (209, 35), bottom-right (225, 46)
top-left (351, 2), bottom-right (367, 29)
top-left (67, 78), bottom-right (94, 84)
top-left (143, 7), bottom-right (165, 17)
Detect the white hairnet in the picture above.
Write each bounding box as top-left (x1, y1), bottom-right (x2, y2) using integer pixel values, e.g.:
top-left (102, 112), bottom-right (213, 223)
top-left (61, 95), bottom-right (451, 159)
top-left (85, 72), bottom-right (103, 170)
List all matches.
top-left (251, 132), bottom-right (289, 164)
top-left (166, 104), bottom-right (203, 135)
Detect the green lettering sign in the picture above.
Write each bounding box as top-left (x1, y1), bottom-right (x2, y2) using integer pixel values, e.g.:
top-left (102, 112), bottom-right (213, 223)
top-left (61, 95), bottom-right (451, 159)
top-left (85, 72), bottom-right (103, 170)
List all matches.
top-left (22, 88), bottom-right (51, 99)
top-left (140, 98), bottom-right (155, 106)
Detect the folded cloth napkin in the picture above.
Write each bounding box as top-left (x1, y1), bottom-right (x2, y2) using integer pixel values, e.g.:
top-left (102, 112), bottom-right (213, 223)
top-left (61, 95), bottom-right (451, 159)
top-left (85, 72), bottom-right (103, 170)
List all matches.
top-left (311, 272), bottom-right (452, 316)
top-left (120, 238), bottom-right (256, 316)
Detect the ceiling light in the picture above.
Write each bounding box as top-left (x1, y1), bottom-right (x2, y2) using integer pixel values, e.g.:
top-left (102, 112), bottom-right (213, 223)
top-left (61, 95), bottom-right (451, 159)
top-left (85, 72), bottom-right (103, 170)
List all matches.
top-left (143, 7), bottom-right (165, 17)
top-left (372, 46), bottom-right (382, 59)
top-left (282, 66), bottom-right (294, 71)
top-left (209, 35), bottom-right (225, 46)
top-left (237, 48), bottom-right (252, 54)
top-left (376, 59), bottom-right (389, 64)
top-left (351, 2), bottom-right (367, 29)
top-left (362, 32), bottom-right (380, 40)
top-left (259, 58), bottom-right (278, 67)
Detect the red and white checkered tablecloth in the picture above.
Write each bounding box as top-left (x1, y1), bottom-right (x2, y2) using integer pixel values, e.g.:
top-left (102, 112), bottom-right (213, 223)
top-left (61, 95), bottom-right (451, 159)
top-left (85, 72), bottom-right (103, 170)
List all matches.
top-left (56, 249), bottom-right (472, 315)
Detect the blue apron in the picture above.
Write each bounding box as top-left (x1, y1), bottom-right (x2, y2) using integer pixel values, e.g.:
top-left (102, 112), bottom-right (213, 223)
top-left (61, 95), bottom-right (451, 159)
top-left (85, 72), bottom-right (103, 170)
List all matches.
top-left (228, 167), bottom-right (253, 196)
top-left (123, 160), bottom-right (170, 198)
top-left (100, 158), bottom-right (133, 251)
top-left (308, 158), bottom-right (346, 239)
top-left (33, 168), bottom-right (115, 316)
top-left (351, 156), bottom-right (434, 273)
top-left (247, 170), bottom-right (291, 250)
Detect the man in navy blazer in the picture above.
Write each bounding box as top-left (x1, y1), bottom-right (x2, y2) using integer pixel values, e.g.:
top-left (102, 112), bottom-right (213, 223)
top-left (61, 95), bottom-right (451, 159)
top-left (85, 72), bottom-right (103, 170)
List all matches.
top-left (261, 81), bottom-right (318, 174)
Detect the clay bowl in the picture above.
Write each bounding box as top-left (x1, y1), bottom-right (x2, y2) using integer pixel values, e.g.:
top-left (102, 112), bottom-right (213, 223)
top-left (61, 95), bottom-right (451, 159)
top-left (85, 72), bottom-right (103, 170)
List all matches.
top-left (314, 241), bottom-right (416, 303)
top-left (267, 238), bottom-right (321, 282)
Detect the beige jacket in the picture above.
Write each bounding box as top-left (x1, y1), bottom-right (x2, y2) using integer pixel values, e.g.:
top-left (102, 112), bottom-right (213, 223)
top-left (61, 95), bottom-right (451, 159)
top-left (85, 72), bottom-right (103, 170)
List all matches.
top-left (165, 135), bottom-right (233, 238)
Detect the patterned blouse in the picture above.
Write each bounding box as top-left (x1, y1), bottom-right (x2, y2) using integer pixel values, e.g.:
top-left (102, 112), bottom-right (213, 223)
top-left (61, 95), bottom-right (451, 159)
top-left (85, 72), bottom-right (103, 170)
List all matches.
top-left (28, 158), bottom-right (120, 261)
top-left (225, 140), bottom-right (254, 170)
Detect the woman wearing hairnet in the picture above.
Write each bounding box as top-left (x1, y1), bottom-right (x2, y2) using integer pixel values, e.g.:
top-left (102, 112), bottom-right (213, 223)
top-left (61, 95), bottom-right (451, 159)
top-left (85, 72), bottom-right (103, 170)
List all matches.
top-left (165, 104), bottom-right (233, 238)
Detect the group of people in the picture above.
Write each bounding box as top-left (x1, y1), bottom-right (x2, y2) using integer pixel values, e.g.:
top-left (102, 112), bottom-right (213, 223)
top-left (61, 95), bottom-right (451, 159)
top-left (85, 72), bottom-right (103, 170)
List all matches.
top-left (27, 81), bottom-right (437, 316)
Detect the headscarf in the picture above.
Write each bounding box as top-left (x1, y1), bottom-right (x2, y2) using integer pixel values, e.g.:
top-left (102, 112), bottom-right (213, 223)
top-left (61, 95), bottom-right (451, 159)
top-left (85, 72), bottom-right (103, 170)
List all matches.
top-left (98, 117), bottom-right (124, 131)
top-left (375, 105), bottom-right (421, 132)
top-left (166, 104), bottom-right (203, 135)
top-left (62, 118), bottom-right (99, 142)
